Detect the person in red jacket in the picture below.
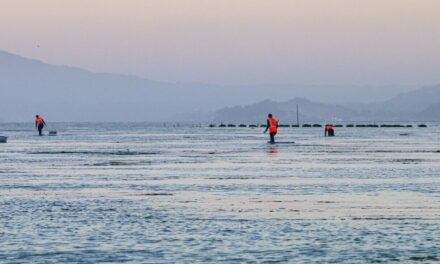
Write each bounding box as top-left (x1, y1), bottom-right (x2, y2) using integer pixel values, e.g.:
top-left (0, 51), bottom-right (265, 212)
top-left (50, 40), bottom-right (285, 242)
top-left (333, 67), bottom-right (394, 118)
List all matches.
top-left (35, 115), bottom-right (47, 136)
top-left (325, 124), bottom-right (335, 137)
top-left (264, 113), bottom-right (278, 143)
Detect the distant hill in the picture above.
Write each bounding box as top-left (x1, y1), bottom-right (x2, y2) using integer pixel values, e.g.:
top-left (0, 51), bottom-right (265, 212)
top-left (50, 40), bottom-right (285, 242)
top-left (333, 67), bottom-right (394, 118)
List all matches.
top-left (415, 103), bottom-right (440, 120)
top-left (3, 50), bottom-right (295, 121)
top-left (368, 85), bottom-right (440, 114)
top-left (0, 50), bottom-right (232, 121)
top-left (214, 98), bottom-right (357, 123)
top-left (0, 50), bottom-right (435, 122)
top-left (214, 86), bottom-right (440, 122)
top-left (352, 85), bottom-right (440, 121)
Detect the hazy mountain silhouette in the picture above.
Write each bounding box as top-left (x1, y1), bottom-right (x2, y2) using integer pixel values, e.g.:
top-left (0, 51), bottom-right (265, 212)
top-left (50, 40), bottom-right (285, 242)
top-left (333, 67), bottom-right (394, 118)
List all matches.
top-left (214, 98), bottom-right (356, 123)
top-left (0, 50), bottom-right (229, 121)
top-left (414, 103), bottom-right (440, 120)
top-left (362, 85), bottom-right (440, 113)
top-left (353, 86), bottom-right (440, 121)
top-left (3, 50), bottom-right (293, 121)
top-left (214, 86), bottom-right (440, 122)
top-left (0, 50), bottom-right (436, 122)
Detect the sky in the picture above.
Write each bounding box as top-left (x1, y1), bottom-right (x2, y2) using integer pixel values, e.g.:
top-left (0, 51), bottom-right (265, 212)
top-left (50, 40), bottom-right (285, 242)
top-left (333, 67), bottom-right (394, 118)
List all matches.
top-left (1, 0), bottom-right (440, 85)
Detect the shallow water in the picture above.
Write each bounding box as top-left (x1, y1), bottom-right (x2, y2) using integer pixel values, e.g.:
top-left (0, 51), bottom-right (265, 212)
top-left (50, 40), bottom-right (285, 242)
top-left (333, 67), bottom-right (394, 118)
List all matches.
top-left (1, 122), bottom-right (440, 263)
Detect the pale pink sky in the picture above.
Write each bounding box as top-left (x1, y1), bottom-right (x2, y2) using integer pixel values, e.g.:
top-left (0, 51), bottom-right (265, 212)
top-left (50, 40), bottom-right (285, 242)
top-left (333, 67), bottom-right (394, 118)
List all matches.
top-left (1, 0), bottom-right (440, 85)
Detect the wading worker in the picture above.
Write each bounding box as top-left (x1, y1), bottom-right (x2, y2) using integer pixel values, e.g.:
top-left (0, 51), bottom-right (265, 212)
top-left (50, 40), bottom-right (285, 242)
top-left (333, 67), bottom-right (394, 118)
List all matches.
top-left (264, 113), bottom-right (278, 143)
top-left (325, 124), bottom-right (335, 137)
top-left (35, 115), bottom-right (47, 136)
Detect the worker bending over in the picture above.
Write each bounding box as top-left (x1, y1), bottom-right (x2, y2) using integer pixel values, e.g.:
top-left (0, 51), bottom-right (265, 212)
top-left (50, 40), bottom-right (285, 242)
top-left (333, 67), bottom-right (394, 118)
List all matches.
top-left (325, 124), bottom-right (335, 137)
top-left (35, 115), bottom-right (47, 136)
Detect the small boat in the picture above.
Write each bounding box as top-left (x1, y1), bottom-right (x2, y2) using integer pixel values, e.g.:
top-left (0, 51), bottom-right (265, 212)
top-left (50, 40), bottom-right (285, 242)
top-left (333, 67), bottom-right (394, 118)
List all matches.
top-left (0, 136), bottom-right (7, 143)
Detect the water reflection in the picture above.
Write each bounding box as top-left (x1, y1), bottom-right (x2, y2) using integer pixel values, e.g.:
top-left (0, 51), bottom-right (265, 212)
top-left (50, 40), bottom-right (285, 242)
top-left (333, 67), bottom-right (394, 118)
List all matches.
top-left (268, 146), bottom-right (278, 156)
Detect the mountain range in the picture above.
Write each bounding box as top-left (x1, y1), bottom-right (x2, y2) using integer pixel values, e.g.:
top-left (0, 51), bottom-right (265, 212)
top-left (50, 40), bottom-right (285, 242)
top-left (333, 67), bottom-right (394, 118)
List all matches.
top-left (0, 50), bottom-right (438, 122)
top-left (214, 86), bottom-right (440, 122)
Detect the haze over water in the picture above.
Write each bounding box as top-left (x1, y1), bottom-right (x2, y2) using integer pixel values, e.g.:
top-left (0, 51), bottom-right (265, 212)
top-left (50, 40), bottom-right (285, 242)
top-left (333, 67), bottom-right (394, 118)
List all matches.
top-left (1, 123), bottom-right (439, 262)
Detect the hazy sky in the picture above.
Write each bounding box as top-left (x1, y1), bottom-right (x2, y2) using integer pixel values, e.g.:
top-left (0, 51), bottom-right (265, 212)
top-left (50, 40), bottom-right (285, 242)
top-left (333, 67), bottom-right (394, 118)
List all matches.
top-left (1, 0), bottom-right (440, 85)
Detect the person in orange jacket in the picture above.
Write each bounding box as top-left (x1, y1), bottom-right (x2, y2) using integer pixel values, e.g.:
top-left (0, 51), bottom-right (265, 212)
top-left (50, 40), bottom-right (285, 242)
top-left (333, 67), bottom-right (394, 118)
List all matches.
top-left (264, 113), bottom-right (278, 143)
top-left (35, 115), bottom-right (47, 136)
top-left (325, 124), bottom-right (335, 136)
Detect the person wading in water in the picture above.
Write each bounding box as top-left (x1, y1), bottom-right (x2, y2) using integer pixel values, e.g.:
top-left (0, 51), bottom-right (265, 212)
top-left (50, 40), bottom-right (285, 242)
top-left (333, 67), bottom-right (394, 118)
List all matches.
top-left (325, 124), bottom-right (335, 136)
top-left (264, 113), bottom-right (278, 143)
top-left (35, 115), bottom-right (47, 136)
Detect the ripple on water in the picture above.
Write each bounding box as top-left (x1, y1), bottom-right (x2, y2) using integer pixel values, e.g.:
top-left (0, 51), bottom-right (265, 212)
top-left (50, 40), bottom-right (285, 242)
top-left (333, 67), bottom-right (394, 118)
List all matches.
top-left (1, 123), bottom-right (440, 262)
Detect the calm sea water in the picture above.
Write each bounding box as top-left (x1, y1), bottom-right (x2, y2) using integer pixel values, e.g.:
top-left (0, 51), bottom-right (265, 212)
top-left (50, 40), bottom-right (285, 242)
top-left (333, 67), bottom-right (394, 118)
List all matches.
top-left (0, 122), bottom-right (439, 263)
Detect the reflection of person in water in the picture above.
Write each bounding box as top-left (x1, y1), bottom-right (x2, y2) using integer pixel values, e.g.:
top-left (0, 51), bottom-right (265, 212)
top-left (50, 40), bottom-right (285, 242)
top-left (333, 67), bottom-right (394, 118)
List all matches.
top-left (325, 124), bottom-right (335, 137)
top-left (268, 146), bottom-right (278, 156)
